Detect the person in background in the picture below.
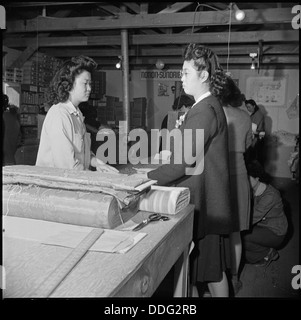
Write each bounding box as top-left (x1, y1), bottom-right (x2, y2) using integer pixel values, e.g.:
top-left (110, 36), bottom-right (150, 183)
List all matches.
top-left (161, 94), bottom-right (194, 130)
top-left (2, 94), bottom-right (9, 146)
top-left (244, 99), bottom-right (265, 165)
top-left (36, 56), bottom-right (118, 173)
top-left (2, 94), bottom-right (22, 166)
top-left (288, 134), bottom-right (299, 183)
top-left (159, 94), bottom-right (194, 152)
top-left (147, 44), bottom-right (233, 297)
top-left (242, 160), bottom-right (288, 267)
top-left (221, 77), bottom-right (253, 296)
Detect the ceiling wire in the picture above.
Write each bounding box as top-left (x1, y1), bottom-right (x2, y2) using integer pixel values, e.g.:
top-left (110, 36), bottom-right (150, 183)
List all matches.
top-left (226, 4), bottom-right (232, 73)
top-left (191, 2), bottom-right (232, 73)
top-left (191, 2), bottom-right (202, 35)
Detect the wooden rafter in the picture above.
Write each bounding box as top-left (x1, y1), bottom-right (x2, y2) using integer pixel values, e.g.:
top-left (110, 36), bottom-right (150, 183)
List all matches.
top-left (91, 56), bottom-right (299, 66)
top-left (37, 44), bottom-right (299, 58)
top-left (158, 2), bottom-right (194, 13)
top-left (123, 2), bottom-right (140, 14)
top-left (8, 46), bottom-right (37, 68)
top-left (140, 3), bottom-right (148, 14)
top-left (5, 8), bottom-right (294, 33)
top-left (4, 30), bottom-right (298, 47)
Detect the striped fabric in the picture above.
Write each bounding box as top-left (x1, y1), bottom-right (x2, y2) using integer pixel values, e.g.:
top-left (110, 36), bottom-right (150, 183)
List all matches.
top-left (138, 185), bottom-right (190, 215)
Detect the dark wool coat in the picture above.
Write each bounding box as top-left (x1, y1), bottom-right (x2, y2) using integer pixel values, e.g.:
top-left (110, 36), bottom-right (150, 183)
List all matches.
top-left (148, 95), bottom-right (232, 239)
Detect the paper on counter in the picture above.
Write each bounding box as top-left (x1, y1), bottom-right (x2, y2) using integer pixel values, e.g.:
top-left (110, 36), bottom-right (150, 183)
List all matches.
top-left (3, 216), bottom-right (146, 254)
top-left (42, 229), bottom-right (147, 254)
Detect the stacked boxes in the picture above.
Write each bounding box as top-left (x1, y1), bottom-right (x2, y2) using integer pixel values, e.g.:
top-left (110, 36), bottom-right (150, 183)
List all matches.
top-left (114, 101), bottom-right (124, 124)
top-left (22, 52), bottom-right (62, 86)
top-left (91, 71), bottom-right (106, 99)
top-left (20, 113), bottom-right (38, 126)
top-left (96, 96), bottom-right (147, 128)
top-left (21, 84), bottom-right (45, 105)
top-left (3, 68), bottom-right (23, 83)
top-left (97, 96), bottom-right (119, 126)
top-left (20, 84), bottom-right (47, 144)
top-left (131, 97), bottom-right (147, 128)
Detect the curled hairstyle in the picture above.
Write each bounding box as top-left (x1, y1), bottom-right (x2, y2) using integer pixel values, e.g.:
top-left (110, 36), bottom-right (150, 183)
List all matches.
top-left (46, 56), bottom-right (97, 105)
top-left (172, 94), bottom-right (194, 111)
top-left (245, 99), bottom-right (259, 113)
top-left (219, 76), bottom-right (244, 108)
top-left (183, 43), bottom-right (228, 98)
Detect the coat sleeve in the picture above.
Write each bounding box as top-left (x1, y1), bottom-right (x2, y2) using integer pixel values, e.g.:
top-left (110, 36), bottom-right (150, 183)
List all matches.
top-left (148, 105), bottom-right (217, 185)
top-left (245, 116), bottom-right (253, 150)
top-left (252, 192), bottom-right (274, 224)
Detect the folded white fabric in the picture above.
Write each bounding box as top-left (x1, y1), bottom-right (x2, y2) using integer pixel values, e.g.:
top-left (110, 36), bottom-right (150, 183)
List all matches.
top-left (138, 185), bottom-right (190, 215)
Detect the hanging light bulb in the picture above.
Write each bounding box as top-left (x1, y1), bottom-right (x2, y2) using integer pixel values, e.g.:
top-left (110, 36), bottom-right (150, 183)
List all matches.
top-left (155, 59), bottom-right (165, 70)
top-left (116, 56), bottom-right (122, 69)
top-left (116, 61), bottom-right (121, 69)
top-left (232, 3), bottom-right (245, 21)
top-left (249, 53), bottom-right (257, 70)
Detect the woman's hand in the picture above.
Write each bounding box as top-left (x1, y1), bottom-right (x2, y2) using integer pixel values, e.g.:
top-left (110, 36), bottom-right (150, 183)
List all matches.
top-left (91, 157), bottom-right (119, 174)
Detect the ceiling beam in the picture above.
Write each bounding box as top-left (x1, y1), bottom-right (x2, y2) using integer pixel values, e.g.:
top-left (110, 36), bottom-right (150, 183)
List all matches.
top-left (8, 46), bottom-right (37, 68)
top-left (123, 3), bottom-right (140, 14)
top-left (158, 2), bottom-right (194, 14)
top-left (92, 55), bottom-right (299, 66)
top-left (39, 44), bottom-right (299, 58)
top-left (4, 30), bottom-right (298, 48)
top-left (4, 2), bottom-right (100, 7)
top-left (96, 4), bottom-right (124, 15)
top-left (5, 8), bottom-right (294, 33)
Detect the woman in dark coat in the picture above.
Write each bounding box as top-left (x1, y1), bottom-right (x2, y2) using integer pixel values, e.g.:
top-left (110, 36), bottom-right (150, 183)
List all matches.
top-left (147, 44), bottom-right (233, 297)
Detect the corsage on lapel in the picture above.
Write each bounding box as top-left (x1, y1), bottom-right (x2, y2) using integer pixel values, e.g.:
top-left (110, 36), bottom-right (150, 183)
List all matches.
top-left (175, 112), bottom-right (188, 128)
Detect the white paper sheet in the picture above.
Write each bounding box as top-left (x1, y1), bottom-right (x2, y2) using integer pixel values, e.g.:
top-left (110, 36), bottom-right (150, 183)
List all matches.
top-left (3, 216), bottom-right (146, 254)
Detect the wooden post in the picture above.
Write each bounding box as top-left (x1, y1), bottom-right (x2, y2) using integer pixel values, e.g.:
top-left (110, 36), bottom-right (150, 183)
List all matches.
top-left (121, 5), bottom-right (130, 133)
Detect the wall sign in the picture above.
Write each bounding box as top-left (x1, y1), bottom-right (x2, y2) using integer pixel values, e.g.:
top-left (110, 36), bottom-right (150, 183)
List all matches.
top-left (140, 70), bottom-right (181, 81)
top-left (246, 76), bottom-right (288, 107)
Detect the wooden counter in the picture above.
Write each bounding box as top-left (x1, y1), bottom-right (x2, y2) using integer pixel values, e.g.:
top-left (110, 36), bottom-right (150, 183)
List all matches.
top-left (3, 204), bottom-right (194, 298)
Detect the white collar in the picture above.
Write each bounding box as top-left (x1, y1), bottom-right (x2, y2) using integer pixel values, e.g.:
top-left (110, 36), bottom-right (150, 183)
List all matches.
top-left (65, 100), bottom-right (83, 118)
top-left (192, 91), bottom-right (211, 108)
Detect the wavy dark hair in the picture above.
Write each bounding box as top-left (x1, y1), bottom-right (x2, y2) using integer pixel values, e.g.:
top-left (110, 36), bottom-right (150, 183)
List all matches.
top-left (183, 43), bottom-right (228, 98)
top-left (219, 75), bottom-right (244, 108)
top-left (46, 56), bottom-right (97, 105)
top-left (246, 160), bottom-right (271, 184)
top-left (245, 99), bottom-right (259, 113)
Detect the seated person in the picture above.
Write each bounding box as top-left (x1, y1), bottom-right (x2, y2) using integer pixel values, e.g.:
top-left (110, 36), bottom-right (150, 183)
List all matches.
top-left (242, 161), bottom-right (288, 267)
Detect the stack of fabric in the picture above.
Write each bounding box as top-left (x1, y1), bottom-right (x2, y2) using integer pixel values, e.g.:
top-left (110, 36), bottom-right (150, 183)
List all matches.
top-left (3, 165), bottom-right (156, 229)
top-left (138, 185), bottom-right (190, 215)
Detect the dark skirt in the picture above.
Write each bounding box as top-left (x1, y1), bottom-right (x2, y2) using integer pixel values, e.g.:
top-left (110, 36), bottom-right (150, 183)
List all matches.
top-left (190, 234), bottom-right (227, 283)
